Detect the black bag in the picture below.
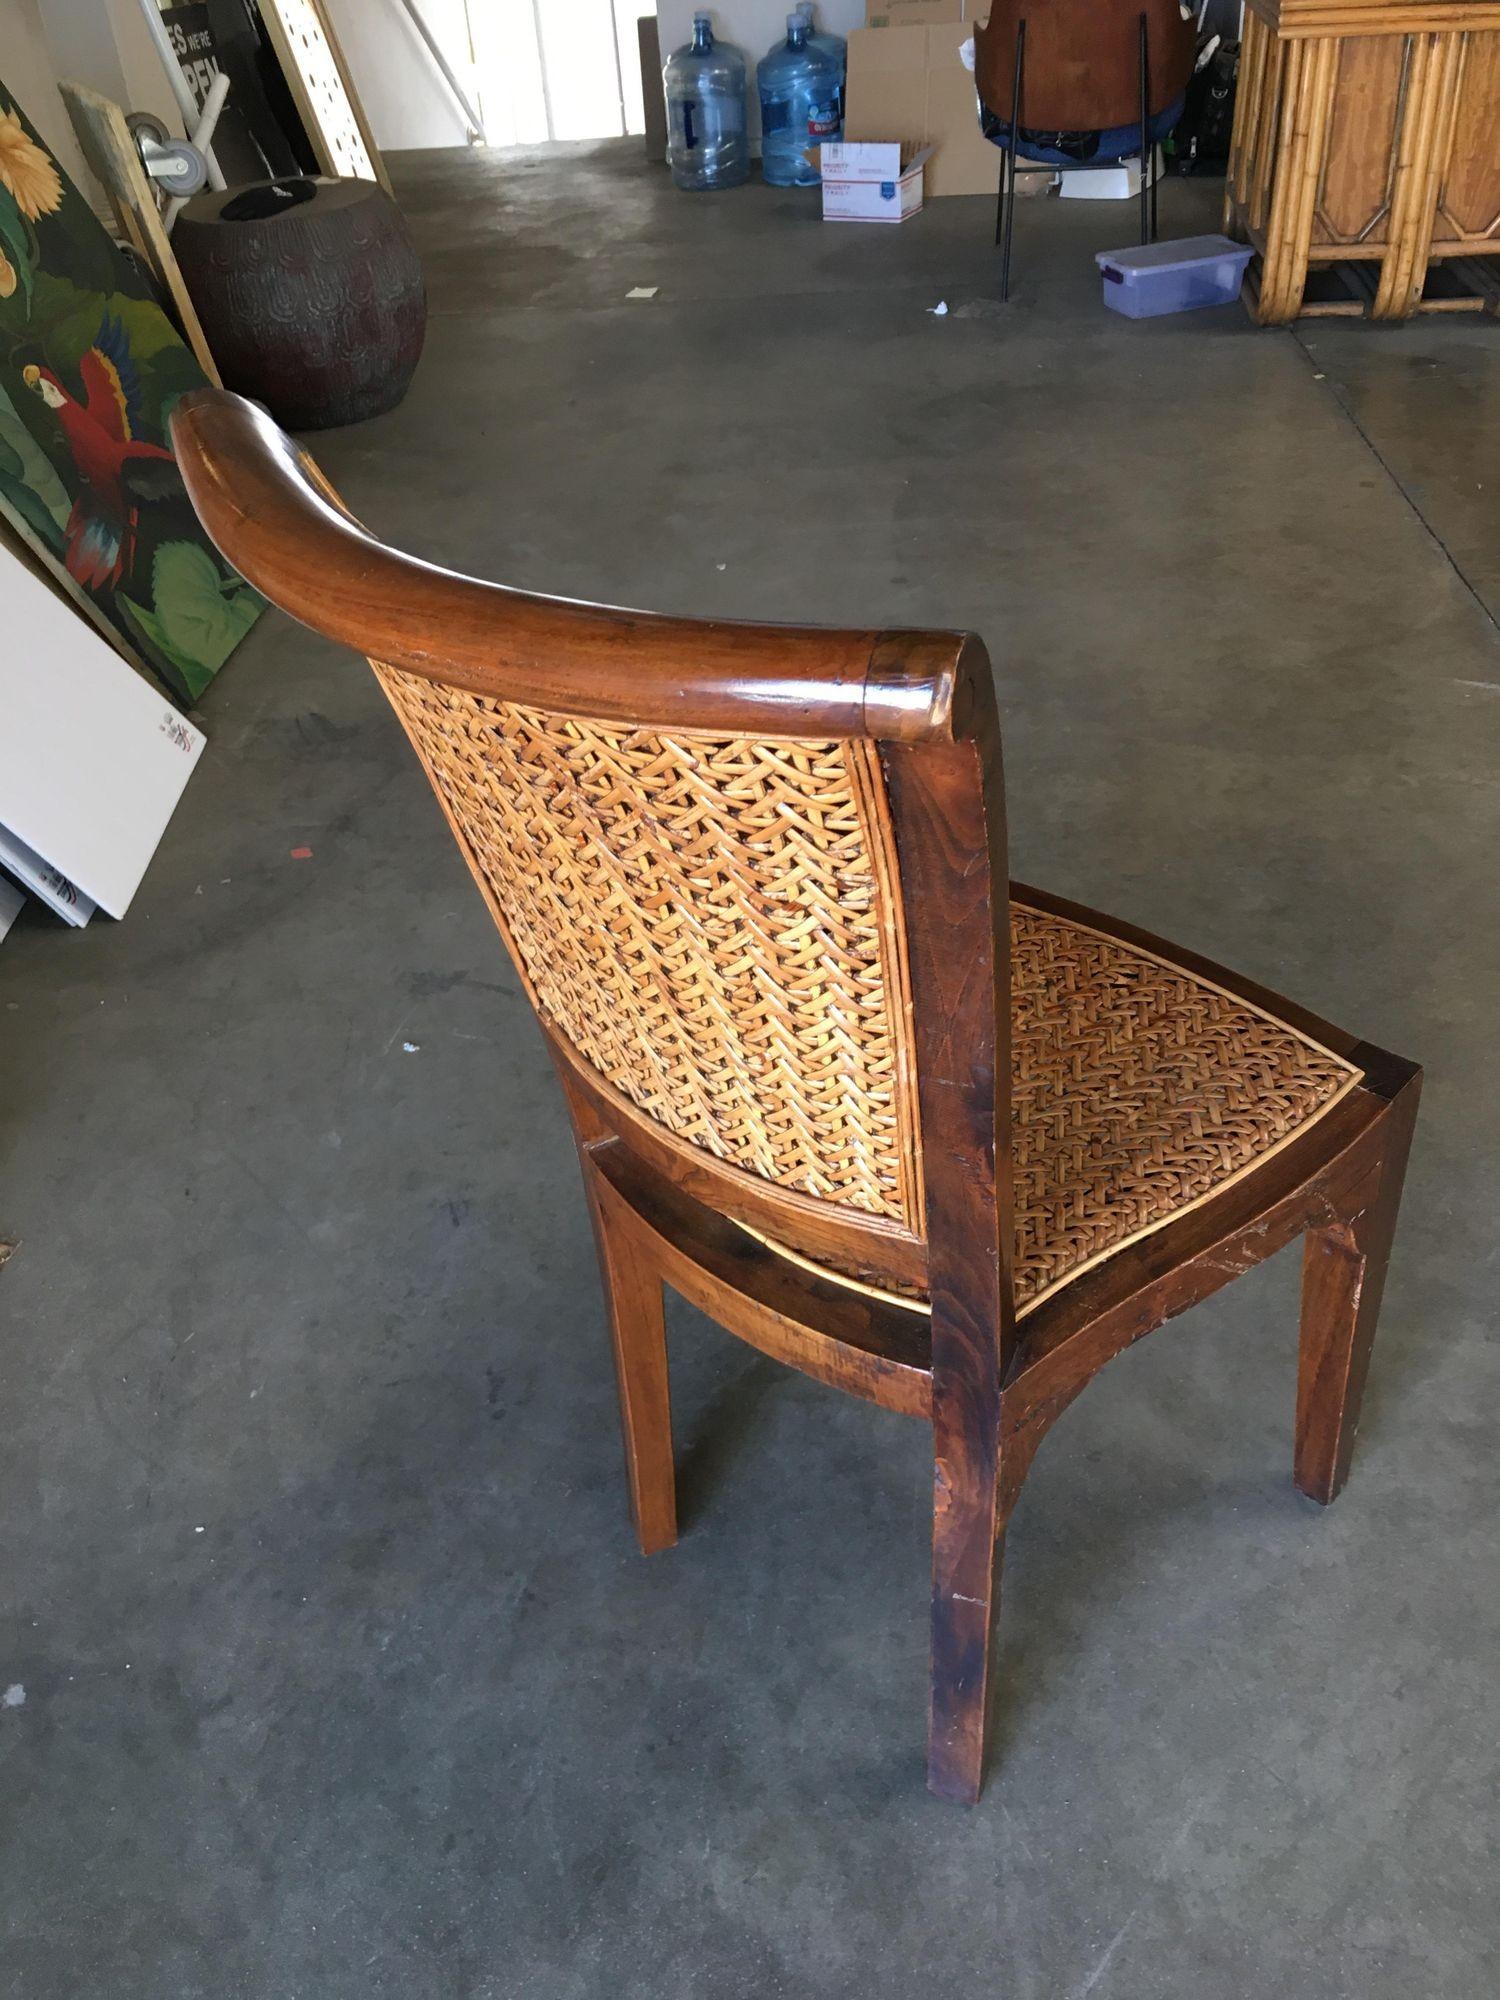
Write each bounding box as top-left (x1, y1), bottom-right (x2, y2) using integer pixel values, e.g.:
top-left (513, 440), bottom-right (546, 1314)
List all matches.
top-left (1171, 39), bottom-right (1239, 175)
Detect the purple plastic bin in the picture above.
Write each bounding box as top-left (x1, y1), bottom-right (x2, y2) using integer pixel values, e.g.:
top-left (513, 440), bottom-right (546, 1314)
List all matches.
top-left (1094, 234), bottom-right (1254, 318)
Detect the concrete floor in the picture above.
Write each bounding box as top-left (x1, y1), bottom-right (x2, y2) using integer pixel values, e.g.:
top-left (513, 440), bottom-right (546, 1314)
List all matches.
top-left (3, 142), bottom-right (1498, 1998)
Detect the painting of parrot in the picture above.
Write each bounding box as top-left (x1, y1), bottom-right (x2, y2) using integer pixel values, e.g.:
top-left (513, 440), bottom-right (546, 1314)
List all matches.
top-left (0, 83), bottom-right (263, 703)
top-left (22, 314), bottom-right (182, 592)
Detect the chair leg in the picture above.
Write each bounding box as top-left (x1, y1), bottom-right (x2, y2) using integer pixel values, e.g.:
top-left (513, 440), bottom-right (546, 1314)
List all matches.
top-left (1138, 12), bottom-right (1151, 245)
top-left (928, 1424), bottom-right (1006, 1803)
top-left (999, 17), bottom-right (1026, 301)
top-left (584, 1165), bottom-right (678, 1554)
top-left (1294, 1077), bottom-right (1420, 1505)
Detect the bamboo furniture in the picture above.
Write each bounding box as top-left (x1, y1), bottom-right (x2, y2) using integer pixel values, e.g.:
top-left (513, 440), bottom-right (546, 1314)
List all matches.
top-left (974, 0), bottom-right (1198, 296)
top-left (169, 388), bottom-right (1422, 1804)
top-left (1226, 0), bottom-right (1500, 321)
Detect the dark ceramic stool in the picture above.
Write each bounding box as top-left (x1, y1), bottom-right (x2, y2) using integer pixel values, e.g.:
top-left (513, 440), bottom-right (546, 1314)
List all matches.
top-left (174, 176), bottom-right (426, 430)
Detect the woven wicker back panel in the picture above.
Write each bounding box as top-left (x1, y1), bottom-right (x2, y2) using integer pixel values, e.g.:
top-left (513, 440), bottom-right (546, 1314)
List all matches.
top-left (375, 667), bottom-right (922, 1229)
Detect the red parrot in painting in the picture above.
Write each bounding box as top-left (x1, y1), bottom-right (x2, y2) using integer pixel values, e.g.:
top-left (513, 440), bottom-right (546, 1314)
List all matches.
top-left (23, 314), bottom-right (181, 592)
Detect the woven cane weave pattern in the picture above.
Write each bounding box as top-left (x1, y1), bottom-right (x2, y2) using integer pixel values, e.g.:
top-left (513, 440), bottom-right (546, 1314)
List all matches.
top-left (375, 669), bottom-right (920, 1225)
top-left (1009, 905), bottom-right (1357, 1306)
top-left (761, 904), bottom-right (1357, 1312)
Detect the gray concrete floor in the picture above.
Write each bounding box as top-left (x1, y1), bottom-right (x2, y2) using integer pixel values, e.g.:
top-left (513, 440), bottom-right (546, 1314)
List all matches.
top-left (3, 142), bottom-right (1498, 1999)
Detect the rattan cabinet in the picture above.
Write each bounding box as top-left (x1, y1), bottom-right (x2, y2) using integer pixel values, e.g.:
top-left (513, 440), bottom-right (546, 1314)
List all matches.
top-left (1226, 0), bottom-right (1500, 321)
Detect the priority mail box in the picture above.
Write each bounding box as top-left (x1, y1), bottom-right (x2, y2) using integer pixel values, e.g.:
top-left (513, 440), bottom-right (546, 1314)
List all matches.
top-left (819, 140), bottom-right (933, 222)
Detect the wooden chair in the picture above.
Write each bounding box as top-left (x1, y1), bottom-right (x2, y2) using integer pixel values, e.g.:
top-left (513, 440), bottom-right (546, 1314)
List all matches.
top-left (169, 388), bottom-right (1422, 1803)
top-left (973, 0), bottom-right (1199, 298)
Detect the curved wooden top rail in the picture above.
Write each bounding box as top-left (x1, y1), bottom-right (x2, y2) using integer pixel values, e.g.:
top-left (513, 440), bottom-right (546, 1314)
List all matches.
top-left (168, 388), bottom-right (986, 743)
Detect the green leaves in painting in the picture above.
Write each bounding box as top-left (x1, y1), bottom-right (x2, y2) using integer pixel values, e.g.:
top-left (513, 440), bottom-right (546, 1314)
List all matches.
top-left (0, 438), bottom-right (62, 552)
top-left (0, 378), bottom-right (68, 523)
top-left (119, 541), bottom-right (264, 702)
top-left (0, 182), bottom-right (35, 316)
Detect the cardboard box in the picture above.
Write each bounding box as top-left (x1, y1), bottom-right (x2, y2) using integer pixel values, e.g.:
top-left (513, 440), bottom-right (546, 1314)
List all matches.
top-left (1058, 153), bottom-right (1162, 200)
top-left (925, 23), bottom-right (1004, 197)
top-left (819, 140), bottom-right (933, 223)
top-left (844, 27), bottom-right (928, 151)
top-left (864, 0), bottom-right (962, 28)
top-left (845, 23), bottom-right (1039, 199)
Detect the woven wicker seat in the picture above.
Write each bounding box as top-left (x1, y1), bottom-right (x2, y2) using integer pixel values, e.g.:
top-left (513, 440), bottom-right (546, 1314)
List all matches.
top-left (170, 388), bottom-right (1421, 1807)
top-left (757, 899), bottom-right (1358, 1314)
top-left (1011, 902), bottom-right (1356, 1304)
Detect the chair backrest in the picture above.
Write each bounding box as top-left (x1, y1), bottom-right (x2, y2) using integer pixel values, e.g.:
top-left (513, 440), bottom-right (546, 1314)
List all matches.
top-left (973, 0), bottom-right (1197, 134)
top-left (169, 389), bottom-right (1017, 1369)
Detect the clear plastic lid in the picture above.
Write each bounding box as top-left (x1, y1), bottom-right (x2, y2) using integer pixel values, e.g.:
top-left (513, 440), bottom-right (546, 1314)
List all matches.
top-left (1094, 234), bottom-right (1253, 277)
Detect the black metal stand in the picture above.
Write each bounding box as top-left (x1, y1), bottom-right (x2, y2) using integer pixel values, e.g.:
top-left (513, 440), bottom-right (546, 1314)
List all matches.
top-left (1138, 11), bottom-right (1154, 246)
top-left (998, 17), bottom-right (1026, 301)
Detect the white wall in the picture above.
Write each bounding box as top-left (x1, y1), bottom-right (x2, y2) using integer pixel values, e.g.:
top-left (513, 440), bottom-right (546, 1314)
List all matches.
top-left (36, 0), bottom-right (183, 133)
top-left (2, 0), bottom-right (188, 199)
top-left (0, 0), bottom-right (93, 191)
top-left (321, 0), bottom-right (473, 151)
top-left (326, 0), bottom-right (647, 151)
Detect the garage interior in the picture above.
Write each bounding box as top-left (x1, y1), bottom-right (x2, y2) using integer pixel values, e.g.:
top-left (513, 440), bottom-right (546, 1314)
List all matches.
top-left (1, 7), bottom-right (1498, 1999)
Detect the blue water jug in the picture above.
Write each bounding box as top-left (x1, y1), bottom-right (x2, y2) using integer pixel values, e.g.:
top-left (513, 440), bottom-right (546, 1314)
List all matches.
top-left (795, 2), bottom-right (847, 123)
top-left (757, 13), bottom-right (840, 188)
top-left (664, 12), bottom-right (750, 192)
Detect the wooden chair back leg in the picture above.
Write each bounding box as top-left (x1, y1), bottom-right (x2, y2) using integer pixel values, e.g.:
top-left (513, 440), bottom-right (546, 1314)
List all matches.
top-left (583, 1162), bottom-right (679, 1555)
top-left (1295, 1074), bottom-right (1421, 1505)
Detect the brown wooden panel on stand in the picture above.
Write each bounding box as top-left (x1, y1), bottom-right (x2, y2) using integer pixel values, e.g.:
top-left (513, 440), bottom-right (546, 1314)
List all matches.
top-left (167, 387), bottom-right (1425, 1805)
top-left (972, 0), bottom-right (1196, 130)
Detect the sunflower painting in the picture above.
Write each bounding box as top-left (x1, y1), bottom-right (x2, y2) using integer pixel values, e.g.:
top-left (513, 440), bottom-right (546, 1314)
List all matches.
top-left (0, 84), bottom-right (261, 704)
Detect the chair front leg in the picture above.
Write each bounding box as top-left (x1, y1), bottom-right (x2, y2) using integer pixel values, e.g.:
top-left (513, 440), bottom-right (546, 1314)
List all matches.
top-left (928, 1412), bottom-right (1007, 1803)
top-left (1295, 1075), bottom-right (1421, 1504)
top-left (583, 1162), bottom-right (678, 1555)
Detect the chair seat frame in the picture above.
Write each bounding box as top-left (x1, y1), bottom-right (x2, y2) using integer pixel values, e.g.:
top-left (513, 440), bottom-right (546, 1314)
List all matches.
top-left (169, 388), bottom-right (1421, 1804)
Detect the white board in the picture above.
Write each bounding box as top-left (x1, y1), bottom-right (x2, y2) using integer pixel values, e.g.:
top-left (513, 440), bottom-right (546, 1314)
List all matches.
top-left (0, 542), bottom-right (205, 919)
top-left (0, 870), bottom-right (24, 941)
top-left (0, 820), bottom-right (95, 927)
